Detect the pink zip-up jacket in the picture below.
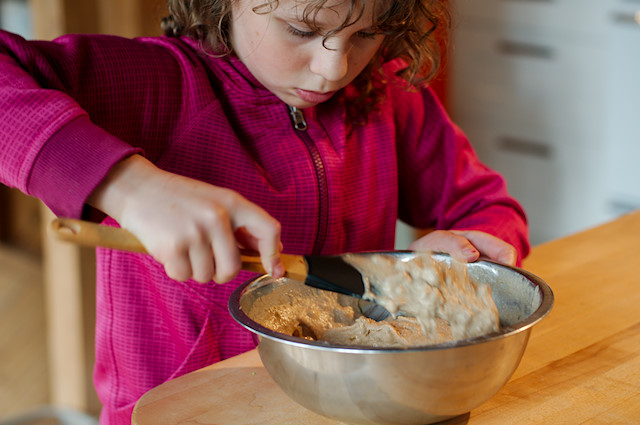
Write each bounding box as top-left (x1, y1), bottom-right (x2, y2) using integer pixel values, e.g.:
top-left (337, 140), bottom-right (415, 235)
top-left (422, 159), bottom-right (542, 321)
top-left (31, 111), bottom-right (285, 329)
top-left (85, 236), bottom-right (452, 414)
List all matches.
top-left (0, 30), bottom-right (529, 424)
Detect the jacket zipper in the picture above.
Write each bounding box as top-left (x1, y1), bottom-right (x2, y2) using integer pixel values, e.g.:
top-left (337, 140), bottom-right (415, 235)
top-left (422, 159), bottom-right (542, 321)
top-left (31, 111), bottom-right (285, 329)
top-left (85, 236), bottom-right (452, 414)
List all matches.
top-left (288, 105), bottom-right (329, 254)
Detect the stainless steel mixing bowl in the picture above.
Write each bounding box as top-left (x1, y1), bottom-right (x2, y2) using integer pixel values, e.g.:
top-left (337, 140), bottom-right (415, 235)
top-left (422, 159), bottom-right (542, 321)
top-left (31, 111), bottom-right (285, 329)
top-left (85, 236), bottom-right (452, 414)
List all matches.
top-left (228, 253), bottom-right (553, 425)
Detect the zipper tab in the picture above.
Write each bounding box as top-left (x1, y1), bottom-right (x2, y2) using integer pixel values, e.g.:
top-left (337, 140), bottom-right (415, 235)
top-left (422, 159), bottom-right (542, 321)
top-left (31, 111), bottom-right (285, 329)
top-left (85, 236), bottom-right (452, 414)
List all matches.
top-left (288, 105), bottom-right (308, 131)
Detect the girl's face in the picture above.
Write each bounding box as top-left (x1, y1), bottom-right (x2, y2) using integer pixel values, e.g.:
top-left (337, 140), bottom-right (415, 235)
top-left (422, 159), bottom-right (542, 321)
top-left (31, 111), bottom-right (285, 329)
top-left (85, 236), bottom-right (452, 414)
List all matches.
top-left (230, 0), bottom-right (385, 109)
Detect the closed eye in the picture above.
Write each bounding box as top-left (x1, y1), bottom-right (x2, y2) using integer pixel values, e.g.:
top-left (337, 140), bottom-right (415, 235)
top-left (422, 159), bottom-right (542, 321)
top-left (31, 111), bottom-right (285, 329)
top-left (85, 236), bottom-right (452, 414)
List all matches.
top-left (356, 31), bottom-right (380, 40)
top-left (287, 25), bottom-right (316, 38)
top-left (286, 23), bottom-right (382, 42)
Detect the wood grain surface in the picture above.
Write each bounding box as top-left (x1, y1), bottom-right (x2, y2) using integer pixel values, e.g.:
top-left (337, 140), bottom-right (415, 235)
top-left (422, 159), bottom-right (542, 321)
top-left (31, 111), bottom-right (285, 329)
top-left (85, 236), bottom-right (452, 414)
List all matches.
top-left (133, 211), bottom-right (640, 425)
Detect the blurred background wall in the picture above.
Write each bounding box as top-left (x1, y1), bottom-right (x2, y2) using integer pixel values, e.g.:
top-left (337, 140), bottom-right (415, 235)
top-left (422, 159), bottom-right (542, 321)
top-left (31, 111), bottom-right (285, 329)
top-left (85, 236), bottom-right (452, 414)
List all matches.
top-left (0, 0), bottom-right (167, 421)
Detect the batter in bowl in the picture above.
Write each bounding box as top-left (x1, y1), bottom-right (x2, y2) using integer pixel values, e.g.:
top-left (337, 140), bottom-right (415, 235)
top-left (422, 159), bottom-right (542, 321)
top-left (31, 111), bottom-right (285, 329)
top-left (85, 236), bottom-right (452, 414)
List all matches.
top-left (246, 253), bottom-right (499, 348)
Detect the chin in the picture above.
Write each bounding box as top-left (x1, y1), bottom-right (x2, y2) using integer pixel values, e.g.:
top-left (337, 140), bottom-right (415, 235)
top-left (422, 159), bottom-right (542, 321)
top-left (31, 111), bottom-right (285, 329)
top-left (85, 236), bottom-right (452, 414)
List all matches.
top-left (280, 97), bottom-right (315, 109)
top-left (274, 90), bottom-right (315, 109)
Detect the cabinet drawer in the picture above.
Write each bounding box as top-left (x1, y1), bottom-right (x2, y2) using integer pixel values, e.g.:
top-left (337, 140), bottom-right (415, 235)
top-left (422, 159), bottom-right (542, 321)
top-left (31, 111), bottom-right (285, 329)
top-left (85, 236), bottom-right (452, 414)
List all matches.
top-left (604, 6), bottom-right (640, 206)
top-left (456, 0), bottom-right (609, 37)
top-left (453, 105), bottom-right (564, 154)
top-left (459, 122), bottom-right (613, 244)
top-left (450, 27), bottom-right (606, 148)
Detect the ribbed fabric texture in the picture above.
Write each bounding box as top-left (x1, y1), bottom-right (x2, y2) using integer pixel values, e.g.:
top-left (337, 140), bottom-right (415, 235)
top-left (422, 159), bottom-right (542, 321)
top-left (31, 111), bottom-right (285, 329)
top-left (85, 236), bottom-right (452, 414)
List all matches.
top-left (0, 30), bottom-right (529, 425)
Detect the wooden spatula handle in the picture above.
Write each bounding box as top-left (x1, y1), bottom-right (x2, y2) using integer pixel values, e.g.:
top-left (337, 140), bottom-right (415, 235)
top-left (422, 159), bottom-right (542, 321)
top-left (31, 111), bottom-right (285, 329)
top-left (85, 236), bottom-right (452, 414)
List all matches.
top-left (239, 251), bottom-right (268, 274)
top-left (240, 250), bottom-right (308, 281)
top-left (51, 217), bottom-right (147, 253)
top-left (50, 218), bottom-right (308, 280)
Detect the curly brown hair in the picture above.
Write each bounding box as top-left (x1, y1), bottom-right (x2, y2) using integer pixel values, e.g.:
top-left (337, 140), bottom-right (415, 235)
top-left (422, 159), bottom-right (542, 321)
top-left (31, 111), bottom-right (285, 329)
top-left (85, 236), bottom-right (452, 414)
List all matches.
top-left (162, 0), bottom-right (451, 118)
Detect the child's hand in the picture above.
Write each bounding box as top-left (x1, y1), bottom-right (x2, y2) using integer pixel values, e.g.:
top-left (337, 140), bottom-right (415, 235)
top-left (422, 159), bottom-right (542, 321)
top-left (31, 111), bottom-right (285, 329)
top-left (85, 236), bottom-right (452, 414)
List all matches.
top-left (408, 229), bottom-right (517, 266)
top-left (88, 155), bottom-right (284, 283)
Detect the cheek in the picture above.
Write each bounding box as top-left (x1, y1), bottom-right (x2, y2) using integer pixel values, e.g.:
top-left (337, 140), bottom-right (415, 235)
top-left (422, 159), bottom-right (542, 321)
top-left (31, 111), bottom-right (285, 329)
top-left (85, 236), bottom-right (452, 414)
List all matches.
top-left (248, 31), bottom-right (262, 49)
top-left (348, 48), bottom-right (378, 77)
top-left (263, 47), bottom-right (306, 76)
top-left (362, 40), bottom-right (384, 63)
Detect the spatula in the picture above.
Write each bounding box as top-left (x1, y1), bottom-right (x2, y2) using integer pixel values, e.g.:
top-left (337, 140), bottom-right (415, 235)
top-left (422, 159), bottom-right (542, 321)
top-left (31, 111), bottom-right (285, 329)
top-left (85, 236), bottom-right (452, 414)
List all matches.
top-left (50, 217), bottom-right (368, 298)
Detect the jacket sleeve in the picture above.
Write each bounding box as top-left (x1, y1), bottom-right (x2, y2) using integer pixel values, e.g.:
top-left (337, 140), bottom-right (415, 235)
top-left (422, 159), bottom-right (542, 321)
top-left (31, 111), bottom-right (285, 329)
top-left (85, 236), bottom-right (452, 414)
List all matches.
top-left (394, 85), bottom-right (530, 260)
top-left (0, 30), bottom-right (199, 218)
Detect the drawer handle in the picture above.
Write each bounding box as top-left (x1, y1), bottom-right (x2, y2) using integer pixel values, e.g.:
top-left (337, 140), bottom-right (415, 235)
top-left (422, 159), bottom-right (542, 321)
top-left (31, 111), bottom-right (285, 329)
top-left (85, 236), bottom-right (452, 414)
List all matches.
top-left (610, 199), bottom-right (640, 214)
top-left (612, 11), bottom-right (640, 27)
top-left (498, 137), bottom-right (552, 159)
top-left (498, 40), bottom-right (553, 59)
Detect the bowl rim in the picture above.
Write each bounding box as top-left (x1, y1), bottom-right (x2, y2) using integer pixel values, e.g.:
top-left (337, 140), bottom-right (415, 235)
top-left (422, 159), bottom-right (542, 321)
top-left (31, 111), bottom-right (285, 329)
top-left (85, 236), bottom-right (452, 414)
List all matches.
top-left (228, 255), bottom-right (554, 353)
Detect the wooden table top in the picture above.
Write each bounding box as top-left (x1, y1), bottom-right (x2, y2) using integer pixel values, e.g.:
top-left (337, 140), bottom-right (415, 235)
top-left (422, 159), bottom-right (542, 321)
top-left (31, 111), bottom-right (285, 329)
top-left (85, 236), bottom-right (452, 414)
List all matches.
top-left (132, 211), bottom-right (640, 425)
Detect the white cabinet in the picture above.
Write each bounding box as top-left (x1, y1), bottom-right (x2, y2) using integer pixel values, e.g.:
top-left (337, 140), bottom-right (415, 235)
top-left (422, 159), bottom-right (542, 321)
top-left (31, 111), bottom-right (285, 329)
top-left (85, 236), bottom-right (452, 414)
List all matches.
top-left (450, 0), bottom-right (640, 244)
top-left (604, 3), bottom-right (640, 215)
top-left (0, 0), bottom-right (32, 37)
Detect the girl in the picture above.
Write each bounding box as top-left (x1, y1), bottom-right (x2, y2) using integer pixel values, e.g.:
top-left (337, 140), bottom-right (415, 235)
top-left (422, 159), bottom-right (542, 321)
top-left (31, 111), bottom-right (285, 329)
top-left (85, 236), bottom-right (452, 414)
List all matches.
top-left (0, 0), bottom-right (529, 423)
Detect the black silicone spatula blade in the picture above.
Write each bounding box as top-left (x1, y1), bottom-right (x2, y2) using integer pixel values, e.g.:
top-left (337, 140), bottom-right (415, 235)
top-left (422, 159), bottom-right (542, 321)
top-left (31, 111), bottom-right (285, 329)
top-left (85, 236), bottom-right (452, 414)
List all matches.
top-left (302, 254), bottom-right (366, 297)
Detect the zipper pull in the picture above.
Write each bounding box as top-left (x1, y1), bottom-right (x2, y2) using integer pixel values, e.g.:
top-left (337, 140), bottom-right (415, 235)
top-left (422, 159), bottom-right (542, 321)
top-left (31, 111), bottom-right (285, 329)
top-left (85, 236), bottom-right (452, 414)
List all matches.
top-left (288, 105), bottom-right (308, 131)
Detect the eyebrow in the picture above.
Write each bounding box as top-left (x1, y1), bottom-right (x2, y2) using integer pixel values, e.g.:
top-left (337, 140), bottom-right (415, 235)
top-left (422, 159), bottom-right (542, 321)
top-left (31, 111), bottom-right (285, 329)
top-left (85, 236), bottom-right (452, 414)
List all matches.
top-left (278, 9), bottom-right (375, 34)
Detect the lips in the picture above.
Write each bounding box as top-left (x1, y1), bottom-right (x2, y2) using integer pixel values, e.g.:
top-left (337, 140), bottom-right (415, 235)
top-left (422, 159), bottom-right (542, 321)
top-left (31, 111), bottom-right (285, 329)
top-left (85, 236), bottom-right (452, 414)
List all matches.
top-left (295, 88), bottom-right (337, 104)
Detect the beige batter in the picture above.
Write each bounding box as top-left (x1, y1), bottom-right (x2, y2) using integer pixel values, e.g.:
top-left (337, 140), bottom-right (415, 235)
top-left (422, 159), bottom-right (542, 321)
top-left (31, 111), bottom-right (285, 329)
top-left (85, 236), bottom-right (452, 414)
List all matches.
top-left (344, 253), bottom-right (499, 341)
top-left (246, 281), bottom-right (359, 341)
top-left (246, 253), bottom-right (499, 348)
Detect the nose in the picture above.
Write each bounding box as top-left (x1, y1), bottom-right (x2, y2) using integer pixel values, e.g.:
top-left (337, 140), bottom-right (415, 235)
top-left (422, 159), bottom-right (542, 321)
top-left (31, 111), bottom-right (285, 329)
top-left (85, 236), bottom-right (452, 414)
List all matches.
top-left (309, 42), bottom-right (349, 82)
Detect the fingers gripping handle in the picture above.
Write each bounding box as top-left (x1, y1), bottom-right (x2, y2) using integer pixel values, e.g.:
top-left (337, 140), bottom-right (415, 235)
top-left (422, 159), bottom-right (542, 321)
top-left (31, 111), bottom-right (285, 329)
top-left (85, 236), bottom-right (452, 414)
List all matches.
top-left (50, 218), bottom-right (305, 279)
